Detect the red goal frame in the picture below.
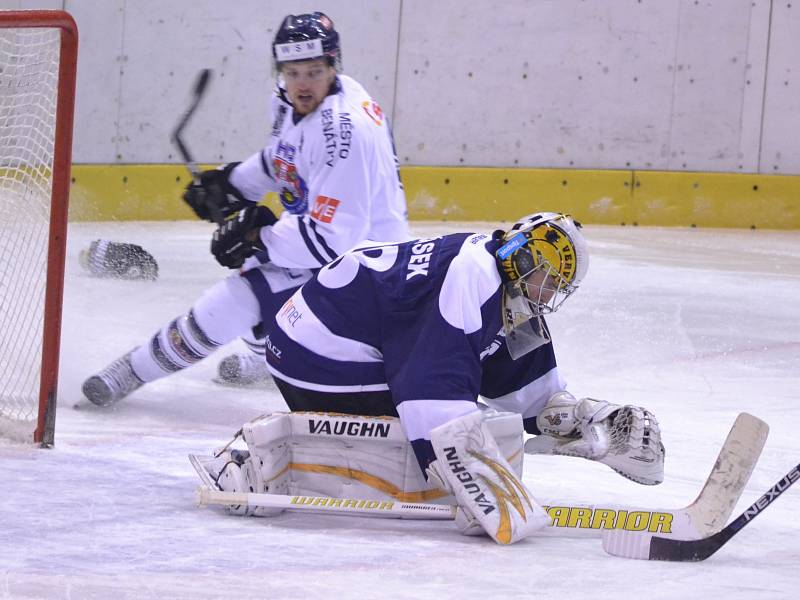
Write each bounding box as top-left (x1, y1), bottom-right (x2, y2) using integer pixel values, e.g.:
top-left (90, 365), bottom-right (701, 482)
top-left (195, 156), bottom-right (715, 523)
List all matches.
top-left (0, 11), bottom-right (78, 446)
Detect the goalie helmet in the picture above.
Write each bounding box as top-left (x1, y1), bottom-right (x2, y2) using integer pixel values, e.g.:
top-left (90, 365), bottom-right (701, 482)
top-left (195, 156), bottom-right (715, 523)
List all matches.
top-left (272, 12), bottom-right (342, 71)
top-left (495, 213), bottom-right (588, 359)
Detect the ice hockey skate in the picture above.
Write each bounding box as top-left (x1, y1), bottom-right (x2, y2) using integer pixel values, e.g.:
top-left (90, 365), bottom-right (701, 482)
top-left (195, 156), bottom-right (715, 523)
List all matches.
top-left (215, 353), bottom-right (271, 387)
top-left (82, 353), bottom-right (144, 407)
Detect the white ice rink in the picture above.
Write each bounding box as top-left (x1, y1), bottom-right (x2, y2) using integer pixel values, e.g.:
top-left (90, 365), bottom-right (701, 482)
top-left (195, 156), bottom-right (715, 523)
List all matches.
top-left (2, 220), bottom-right (799, 599)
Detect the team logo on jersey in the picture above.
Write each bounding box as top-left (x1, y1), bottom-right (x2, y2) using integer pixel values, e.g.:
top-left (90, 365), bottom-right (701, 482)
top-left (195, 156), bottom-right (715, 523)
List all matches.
top-left (479, 335), bottom-right (503, 361)
top-left (264, 334), bottom-right (282, 361)
top-left (310, 195), bottom-right (340, 223)
top-left (362, 100), bottom-right (383, 126)
top-left (273, 143), bottom-right (308, 214)
top-left (278, 298), bottom-right (303, 327)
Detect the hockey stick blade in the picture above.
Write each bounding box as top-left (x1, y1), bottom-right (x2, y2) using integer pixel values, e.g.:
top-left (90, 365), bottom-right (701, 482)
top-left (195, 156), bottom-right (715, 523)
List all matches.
top-left (601, 413), bottom-right (767, 554)
top-left (603, 461), bottom-right (800, 561)
top-left (545, 412), bottom-right (766, 538)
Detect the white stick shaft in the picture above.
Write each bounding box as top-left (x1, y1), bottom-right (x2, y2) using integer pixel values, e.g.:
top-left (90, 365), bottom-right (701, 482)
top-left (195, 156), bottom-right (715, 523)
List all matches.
top-left (196, 486), bottom-right (457, 520)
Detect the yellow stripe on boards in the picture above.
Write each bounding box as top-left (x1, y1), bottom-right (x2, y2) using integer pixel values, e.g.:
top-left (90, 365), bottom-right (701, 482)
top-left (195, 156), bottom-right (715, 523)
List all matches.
top-left (67, 164), bottom-right (800, 229)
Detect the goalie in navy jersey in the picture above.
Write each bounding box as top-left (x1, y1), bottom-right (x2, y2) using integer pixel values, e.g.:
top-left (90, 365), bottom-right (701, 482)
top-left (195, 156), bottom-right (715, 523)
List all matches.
top-left (82, 12), bottom-right (410, 406)
top-left (201, 212), bottom-right (666, 545)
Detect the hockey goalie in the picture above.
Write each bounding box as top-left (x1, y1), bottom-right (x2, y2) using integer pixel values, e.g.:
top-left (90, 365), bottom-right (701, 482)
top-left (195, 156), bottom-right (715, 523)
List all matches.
top-left (193, 212), bottom-right (665, 544)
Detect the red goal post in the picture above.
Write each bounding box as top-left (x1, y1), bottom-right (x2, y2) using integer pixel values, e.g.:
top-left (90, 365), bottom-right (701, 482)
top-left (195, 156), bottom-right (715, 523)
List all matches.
top-left (0, 10), bottom-right (77, 446)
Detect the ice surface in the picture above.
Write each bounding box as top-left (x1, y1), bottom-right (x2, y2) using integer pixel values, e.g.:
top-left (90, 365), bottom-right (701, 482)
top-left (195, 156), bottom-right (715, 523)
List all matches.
top-left (2, 221), bottom-right (799, 599)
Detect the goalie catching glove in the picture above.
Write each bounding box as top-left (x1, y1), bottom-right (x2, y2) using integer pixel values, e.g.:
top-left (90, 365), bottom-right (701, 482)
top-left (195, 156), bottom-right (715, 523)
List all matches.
top-left (211, 205), bottom-right (278, 269)
top-left (524, 391), bottom-right (665, 485)
top-left (183, 162), bottom-right (248, 223)
top-left (426, 411), bottom-right (551, 544)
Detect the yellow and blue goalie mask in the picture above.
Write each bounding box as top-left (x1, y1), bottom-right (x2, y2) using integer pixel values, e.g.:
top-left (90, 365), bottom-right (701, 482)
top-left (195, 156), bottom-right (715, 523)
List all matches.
top-left (495, 212), bottom-right (589, 359)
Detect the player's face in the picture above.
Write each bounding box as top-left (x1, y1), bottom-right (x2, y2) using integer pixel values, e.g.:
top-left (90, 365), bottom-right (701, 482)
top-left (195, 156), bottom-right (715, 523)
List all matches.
top-left (281, 59), bottom-right (336, 116)
top-left (521, 268), bottom-right (558, 307)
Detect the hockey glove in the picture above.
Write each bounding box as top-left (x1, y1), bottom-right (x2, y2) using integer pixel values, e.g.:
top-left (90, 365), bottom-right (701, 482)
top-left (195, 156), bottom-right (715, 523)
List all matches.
top-left (524, 392), bottom-right (665, 485)
top-left (183, 162), bottom-right (248, 223)
top-left (79, 240), bottom-right (158, 280)
top-left (211, 205), bottom-right (277, 269)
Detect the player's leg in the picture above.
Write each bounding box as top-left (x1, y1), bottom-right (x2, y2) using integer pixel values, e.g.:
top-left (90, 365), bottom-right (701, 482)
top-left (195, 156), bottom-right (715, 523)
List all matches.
top-left (216, 263), bottom-right (314, 386)
top-left (82, 273), bottom-right (261, 406)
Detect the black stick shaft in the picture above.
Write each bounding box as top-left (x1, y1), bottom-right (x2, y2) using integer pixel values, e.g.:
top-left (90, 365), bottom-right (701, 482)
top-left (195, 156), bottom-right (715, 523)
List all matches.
top-left (649, 462), bottom-right (800, 561)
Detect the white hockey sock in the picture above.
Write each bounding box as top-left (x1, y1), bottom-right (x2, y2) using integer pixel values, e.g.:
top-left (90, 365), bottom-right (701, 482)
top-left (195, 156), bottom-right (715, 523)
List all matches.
top-left (130, 310), bottom-right (225, 382)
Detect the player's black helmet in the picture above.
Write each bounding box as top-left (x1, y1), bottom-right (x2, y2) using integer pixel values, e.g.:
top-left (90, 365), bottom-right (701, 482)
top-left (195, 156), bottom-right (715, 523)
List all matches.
top-left (272, 12), bottom-right (342, 71)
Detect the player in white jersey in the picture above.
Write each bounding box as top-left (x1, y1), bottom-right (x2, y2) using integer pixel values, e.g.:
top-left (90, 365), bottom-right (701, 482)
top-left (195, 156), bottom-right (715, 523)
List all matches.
top-left (82, 12), bottom-right (410, 406)
top-left (201, 213), bottom-right (666, 544)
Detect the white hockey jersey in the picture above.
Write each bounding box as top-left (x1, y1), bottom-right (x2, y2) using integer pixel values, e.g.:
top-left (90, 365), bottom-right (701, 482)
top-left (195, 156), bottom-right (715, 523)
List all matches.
top-left (230, 75), bottom-right (410, 269)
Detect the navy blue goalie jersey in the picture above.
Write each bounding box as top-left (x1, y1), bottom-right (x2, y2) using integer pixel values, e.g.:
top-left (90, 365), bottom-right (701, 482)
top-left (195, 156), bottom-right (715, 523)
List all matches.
top-left (264, 231), bottom-right (567, 463)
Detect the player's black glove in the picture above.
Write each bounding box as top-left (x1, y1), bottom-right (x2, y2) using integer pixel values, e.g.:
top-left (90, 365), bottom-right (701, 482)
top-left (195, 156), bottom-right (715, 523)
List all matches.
top-left (211, 205), bottom-right (278, 269)
top-left (182, 162), bottom-right (248, 223)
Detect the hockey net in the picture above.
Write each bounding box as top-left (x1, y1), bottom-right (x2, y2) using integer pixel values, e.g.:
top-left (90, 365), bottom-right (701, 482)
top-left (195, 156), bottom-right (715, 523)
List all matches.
top-left (0, 11), bottom-right (77, 445)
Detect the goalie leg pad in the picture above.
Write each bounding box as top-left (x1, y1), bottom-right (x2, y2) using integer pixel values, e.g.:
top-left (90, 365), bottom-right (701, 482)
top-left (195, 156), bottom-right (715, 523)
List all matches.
top-left (197, 411), bottom-right (526, 510)
top-left (243, 412), bottom-right (441, 502)
top-left (429, 411), bottom-right (550, 544)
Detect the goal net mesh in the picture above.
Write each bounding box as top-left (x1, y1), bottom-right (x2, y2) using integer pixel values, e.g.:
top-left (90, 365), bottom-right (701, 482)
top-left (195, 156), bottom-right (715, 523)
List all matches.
top-left (0, 27), bottom-right (60, 441)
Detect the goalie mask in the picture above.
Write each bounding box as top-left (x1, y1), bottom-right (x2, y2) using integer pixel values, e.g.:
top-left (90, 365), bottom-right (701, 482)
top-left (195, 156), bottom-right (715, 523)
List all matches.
top-left (272, 12), bottom-right (342, 71)
top-left (496, 213), bottom-right (588, 359)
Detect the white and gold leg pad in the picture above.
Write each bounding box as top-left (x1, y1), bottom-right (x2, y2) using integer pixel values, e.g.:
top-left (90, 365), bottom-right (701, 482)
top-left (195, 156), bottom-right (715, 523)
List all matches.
top-left (202, 409), bottom-right (526, 516)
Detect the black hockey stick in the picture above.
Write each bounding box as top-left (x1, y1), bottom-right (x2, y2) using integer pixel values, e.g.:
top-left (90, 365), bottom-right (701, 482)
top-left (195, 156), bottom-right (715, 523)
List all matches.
top-left (645, 462), bottom-right (799, 562)
top-left (170, 68), bottom-right (225, 225)
top-left (171, 68), bottom-right (211, 182)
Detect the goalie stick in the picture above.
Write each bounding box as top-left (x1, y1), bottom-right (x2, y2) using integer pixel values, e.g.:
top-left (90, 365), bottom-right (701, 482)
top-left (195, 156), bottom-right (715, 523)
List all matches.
top-left (602, 461), bottom-right (799, 561)
top-left (191, 413), bottom-right (768, 538)
top-left (170, 68), bottom-right (225, 225)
